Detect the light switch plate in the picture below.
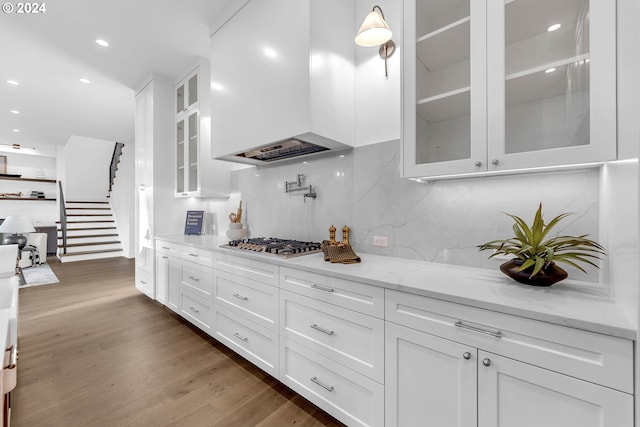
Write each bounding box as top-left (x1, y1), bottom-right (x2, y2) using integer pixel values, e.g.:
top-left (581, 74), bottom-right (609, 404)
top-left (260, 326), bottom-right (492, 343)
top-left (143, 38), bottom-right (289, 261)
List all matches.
top-left (373, 236), bottom-right (388, 248)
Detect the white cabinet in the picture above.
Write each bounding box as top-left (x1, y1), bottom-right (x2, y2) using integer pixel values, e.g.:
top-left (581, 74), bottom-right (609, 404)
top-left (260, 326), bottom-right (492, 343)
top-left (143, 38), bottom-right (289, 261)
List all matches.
top-left (174, 62), bottom-right (230, 198)
top-left (385, 289), bottom-right (634, 426)
top-left (210, 0), bottom-right (355, 162)
top-left (403, 0), bottom-right (617, 178)
top-left (134, 76), bottom-right (173, 299)
top-left (155, 241), bottom-right (181, 310)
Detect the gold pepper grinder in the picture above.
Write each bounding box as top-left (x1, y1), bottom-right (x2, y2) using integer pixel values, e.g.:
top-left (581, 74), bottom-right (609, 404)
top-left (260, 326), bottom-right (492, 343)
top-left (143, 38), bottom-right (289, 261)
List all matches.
top-left (329, 225), bottom-right (337, 245)
top-left (342, 226), bottom-right (350, 245)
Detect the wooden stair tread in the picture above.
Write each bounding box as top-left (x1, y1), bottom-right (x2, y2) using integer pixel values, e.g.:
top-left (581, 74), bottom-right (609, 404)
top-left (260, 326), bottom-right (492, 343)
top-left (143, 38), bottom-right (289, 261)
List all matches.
top-left (58, 241), bottom-right (121, 248)
top-left (58, 227), bottom-right (117, 231)
top-left (66, 201), bottom-right (109, 204)
top-left (59, 248), bottom-right (123, 257)
top-left (66, 214), bottom-right (113, 217)
top-left (65, 207), bottom-right (111, 210)
top-left (60, 234), bottom-right (119, 239)
top-left (56, 220), bottom-right (115, 224)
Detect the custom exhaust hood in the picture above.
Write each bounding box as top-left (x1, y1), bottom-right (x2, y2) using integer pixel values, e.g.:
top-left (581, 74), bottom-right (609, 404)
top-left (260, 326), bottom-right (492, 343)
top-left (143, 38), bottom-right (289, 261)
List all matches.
top-left (218, 134), bottom-right (351, 166)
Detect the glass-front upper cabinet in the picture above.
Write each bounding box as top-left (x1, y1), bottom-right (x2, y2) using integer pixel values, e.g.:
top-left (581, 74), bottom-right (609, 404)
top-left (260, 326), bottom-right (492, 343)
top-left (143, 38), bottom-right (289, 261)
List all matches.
top-left (176, 71), bottom-right (198, 115)
top-left (403, 0), bottom-right (616, 178)
top-left (175, 111), bottom-right (199, 197)
top-left (486, 0), bottom-right (616, 171)
top-left (403, 0), bottom-right (487, 178)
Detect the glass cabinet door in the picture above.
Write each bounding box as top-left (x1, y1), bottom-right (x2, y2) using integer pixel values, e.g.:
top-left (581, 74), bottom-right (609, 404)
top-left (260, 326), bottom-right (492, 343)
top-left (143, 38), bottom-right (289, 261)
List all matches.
top-left (176, 119), bottom-right (185, 194)
top-left (187, 74), bottom-right (198, 109)
top-left (176, 84), bottom-right (185, 115)
top-left (487, 0), bottom-right (616, 170)
top-left (403, 0), bottom-right (487, 177)
top-left (187, 111), bottom-right (198, 193)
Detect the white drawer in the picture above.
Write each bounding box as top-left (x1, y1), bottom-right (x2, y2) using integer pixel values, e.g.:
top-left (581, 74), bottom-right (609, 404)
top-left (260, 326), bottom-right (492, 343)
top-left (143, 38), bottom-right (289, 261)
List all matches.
top-left (280, 290), bottom-right (384, 383)
top-left (180, 288), bottom-right (212, 332)
top-left (181, 260), bottom-right (213, 297)
top-left (214, 253), bottom-right (279, 287)
top-left (280, 338), bottom-right (384, 427)
top-left (135, 268), bottom-right (154, 298)
top-left (386, 289), bottom-right (634, 393)
top-left (213, 269), bottom-right (278, 330)
top-left (180, 246), bottom-right (214, 267)
top-left (280, 267), bottom-right (384, 318)
top-left (213, 305), bottom-right (278, 376)
top-left (155, 240), bottom-right (182, 257)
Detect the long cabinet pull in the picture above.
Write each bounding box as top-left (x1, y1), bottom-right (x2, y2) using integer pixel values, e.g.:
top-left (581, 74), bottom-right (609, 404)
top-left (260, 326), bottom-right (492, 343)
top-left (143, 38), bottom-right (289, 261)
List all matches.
top-left (188, 253), bottom-right (200, 258)
top-left (162, 256), bottom-right (168, 259)
top-left (310, 376), bottom-right (334, 392)
top-left (4, 345), bottom-right (17, 370)
top-left (233, 293), bottom-right (248, 301)
top-left (162, 246), bottom-right (170, 250)
top-left (188, 306), bottom-right (200, 314)
top-left (188, 276), bottom-right (200, 282)
top-left (233, 332), bottom-right (248, 342)
top-left (311, 284), bottom-right (335, 293)
top-left (454, 321), bottom-right (502, 339)
top-left (310, 324), bottom-right (335, 336)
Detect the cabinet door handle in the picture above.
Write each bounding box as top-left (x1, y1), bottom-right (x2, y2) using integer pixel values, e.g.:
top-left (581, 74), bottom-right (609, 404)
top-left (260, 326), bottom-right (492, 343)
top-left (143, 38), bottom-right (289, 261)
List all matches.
top-left (162, 246), bottom-right (170, 250)
top-left (188, 306), bottom-right (200, 314)
top-left (310, 376), bottom-right (334, 392)
top-left (463, 352), bottom-right (471, 360)
top-left (139, 280), bottom-right (147, 285)
top-left (162, 256), bottom-right (168, 259)
top-left (233, 293), bottom-right (248, 301)
top-left (491, 159), bottom-right (500, 166)
top-left (310, 324), bottom-right (335, 336)
top-left (311, 284), bottom-right (335, 293)
top-left (188, 276), bottom-right (200, 282)
top-left (454, 321), bottom-right (502, 339)
top-left (188, 253), bottom-right (199, 258)
top-left (474, 161), bottom-right (482, 167)
top-left (483, 358), bottom-right (492, 367)
top-left (233, 332), bottom-right (248, 342)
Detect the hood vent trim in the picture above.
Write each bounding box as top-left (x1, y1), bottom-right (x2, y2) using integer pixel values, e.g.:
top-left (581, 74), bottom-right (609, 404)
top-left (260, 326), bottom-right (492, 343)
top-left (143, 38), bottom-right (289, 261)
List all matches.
top-left (234, 139), bottom-right (330, 163)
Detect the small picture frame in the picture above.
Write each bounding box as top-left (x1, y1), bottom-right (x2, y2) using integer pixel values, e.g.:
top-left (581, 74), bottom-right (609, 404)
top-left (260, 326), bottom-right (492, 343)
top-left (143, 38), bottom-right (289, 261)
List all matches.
top-left (184, 210), bottom-right (205, 235)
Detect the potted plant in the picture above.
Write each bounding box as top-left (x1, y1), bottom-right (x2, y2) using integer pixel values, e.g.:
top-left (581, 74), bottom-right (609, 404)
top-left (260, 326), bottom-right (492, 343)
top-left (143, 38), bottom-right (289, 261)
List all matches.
top-left (478, 204), bottom-right (606, 286)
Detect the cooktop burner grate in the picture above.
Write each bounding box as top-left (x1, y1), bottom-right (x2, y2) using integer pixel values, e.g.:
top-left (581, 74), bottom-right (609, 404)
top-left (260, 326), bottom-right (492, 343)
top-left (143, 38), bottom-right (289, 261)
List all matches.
top-left (223, 237), bottom-right (323, 258)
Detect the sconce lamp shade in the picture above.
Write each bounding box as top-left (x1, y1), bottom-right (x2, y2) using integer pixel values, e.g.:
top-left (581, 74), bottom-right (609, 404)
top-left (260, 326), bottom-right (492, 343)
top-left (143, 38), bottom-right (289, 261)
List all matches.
top-left (355, 6), bottom-right (392, 47)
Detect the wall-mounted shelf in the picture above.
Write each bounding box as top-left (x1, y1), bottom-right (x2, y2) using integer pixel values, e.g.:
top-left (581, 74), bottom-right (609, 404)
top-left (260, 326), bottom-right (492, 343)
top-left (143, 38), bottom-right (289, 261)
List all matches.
top-left (0, 176), bottom-right (56, 183)
top-left (0, 197), bottom-right (56, 201)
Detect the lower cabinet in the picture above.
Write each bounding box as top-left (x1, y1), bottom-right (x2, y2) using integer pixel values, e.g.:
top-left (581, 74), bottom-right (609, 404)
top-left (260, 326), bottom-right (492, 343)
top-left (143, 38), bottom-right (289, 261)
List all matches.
top-left (280, 338), bottom-right (384, 427)
top-left (179, 287), bottom-right (213, 333)
top-left (385, 290), bottom-right (635, 427)
top-left (135, 246), bottom-right (154, 298)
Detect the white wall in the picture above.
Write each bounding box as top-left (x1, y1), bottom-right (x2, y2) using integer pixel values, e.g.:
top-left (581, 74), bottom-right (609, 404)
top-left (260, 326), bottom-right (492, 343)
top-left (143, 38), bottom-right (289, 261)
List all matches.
top-left (109, 142), bottom-right (135, 257)
top-left (62, 136), bottom-right (114, 200)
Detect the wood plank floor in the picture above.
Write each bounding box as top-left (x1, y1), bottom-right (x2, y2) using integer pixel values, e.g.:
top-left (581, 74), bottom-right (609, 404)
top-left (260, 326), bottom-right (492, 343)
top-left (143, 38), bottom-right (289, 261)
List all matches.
top-left (12, 257), bottom-right (345, 427)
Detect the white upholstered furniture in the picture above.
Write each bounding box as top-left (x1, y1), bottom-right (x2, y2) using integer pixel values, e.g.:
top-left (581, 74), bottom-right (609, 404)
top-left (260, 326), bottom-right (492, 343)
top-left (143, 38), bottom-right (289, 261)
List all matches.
top-left (18, 233), bottom-right (47, 268)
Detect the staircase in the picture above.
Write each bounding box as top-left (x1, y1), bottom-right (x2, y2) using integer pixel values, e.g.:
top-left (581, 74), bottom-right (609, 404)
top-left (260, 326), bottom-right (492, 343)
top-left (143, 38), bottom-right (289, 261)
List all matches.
top-left (57, 200), bottom-right (124, 262)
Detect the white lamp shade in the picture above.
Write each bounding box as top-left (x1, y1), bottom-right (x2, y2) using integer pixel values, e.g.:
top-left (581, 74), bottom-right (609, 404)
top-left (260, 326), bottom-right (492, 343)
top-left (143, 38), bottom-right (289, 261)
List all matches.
top-left (0, 216), bottom-right (35, 233)
top-left (355, 9), bottom-right (392, 47)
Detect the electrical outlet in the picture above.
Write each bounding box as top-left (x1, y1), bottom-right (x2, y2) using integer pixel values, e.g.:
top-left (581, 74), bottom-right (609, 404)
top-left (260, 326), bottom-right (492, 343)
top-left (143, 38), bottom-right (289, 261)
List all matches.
top-left (373, 236), bottom-right (388, 248)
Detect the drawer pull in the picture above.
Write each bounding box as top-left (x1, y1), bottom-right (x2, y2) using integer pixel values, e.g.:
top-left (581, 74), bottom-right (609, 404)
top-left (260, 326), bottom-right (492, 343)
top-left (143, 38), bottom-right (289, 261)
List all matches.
top-left (188, 306), bottom-right (200, 314)
top-left (139, 280), bottom-right (147, 285)
top-left (233, 332), bottom-right (248, 342)
top-left (4, 345), bottom-right (17, 370)
top-left (162, 246), bottom-right (170, 250)
top-left (188, 253), bottom-right (200, 258)
top-left (463, 352), bottom-right (471, 360)
top-left (483, 358), bottom-right (492, 367)
top-left (311, 284), bottom-right (335, 293)
top-left (233, 293), bottom-right (248, 301)
top-left (310, 324), bottom-right (335, 336)
top-left (162, 256), bottom-right (168, 259)
top-left (454, 321), bottom-right (502, 339)
top-left (188, 276), bottom-right (200, 282)
top-left (310, 376), bottom-right (334, 392)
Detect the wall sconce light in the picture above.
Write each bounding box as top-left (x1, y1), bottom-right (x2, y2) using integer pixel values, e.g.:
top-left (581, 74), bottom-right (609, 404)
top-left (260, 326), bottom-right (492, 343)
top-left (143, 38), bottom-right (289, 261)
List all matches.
top-left (355, 5), bottom-right (395, 79)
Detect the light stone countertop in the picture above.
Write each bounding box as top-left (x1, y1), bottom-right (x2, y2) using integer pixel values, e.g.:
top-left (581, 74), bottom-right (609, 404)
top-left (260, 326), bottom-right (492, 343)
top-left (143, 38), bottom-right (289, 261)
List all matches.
top-left (157, 234), bottom-right (637, 340)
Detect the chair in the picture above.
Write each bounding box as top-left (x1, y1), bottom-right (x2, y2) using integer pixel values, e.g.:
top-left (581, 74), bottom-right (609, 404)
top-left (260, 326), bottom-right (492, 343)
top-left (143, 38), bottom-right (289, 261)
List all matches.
top-left (18, 233), bottom-right (47, 268)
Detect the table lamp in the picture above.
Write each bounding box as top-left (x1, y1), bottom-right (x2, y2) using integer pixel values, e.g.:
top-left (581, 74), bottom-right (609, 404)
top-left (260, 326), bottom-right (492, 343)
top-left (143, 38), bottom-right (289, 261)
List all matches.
top-left (0, 216), bottom-right (35, 250)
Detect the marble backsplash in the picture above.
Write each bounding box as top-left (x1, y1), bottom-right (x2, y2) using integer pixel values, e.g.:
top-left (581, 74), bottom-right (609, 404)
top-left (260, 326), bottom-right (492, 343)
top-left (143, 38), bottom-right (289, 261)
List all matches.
top-left (226, 140), bottom-right (603, 283)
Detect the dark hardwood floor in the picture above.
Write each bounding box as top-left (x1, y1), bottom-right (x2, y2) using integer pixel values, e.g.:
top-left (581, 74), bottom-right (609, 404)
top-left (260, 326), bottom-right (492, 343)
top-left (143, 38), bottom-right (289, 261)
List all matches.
top-left (12, 257), bottom-right (344, 427)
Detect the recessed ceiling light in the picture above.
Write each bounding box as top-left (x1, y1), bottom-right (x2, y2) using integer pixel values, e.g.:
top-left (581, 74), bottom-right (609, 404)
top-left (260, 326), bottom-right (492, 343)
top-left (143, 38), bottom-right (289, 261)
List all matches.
top-left (12, 129), bottom-right (20, 133)
top-left (547, 24), bottom-right (562, 32)
top-left (10, 110), bottom-right (20, 114)
top-left (96, 39), bottom-right (109, 47)
top-left (545, 68), bottom-right (556, 74)
top-left (78, 77), bottom-right (91, 84)
top-left (6, 80), bottom-right (19, 86)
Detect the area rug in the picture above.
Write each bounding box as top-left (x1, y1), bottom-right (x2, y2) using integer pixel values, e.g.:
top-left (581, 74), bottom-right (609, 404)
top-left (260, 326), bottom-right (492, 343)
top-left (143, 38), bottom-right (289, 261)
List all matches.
top-left (21, 263), bottom-right (60, 287)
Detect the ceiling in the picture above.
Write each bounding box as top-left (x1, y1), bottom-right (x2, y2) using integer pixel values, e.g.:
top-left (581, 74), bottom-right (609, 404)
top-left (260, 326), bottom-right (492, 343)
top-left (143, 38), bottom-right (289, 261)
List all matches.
top-left (0, 0), bottom-right (236, 150)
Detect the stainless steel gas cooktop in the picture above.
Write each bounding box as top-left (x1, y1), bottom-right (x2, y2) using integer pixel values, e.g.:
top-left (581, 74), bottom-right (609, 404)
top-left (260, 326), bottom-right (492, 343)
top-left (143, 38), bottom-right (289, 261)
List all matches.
top-left (221, 237), bottom-right (322, 258)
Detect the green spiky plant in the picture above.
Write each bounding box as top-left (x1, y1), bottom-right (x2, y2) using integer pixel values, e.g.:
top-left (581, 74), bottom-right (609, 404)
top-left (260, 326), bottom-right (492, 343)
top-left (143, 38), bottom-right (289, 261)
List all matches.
top-left (478, 203), bottom-right (606, 278)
